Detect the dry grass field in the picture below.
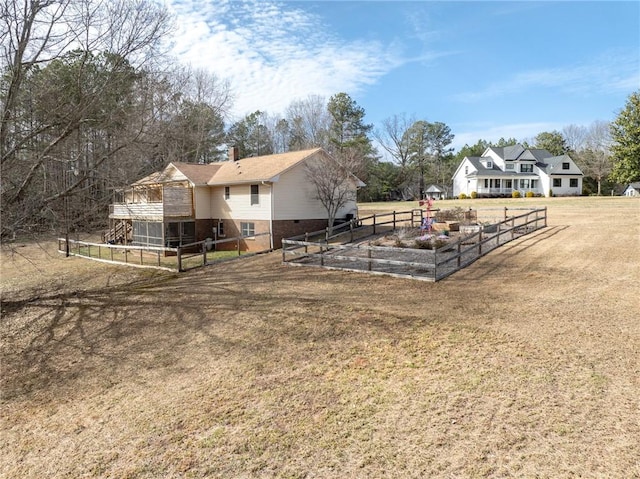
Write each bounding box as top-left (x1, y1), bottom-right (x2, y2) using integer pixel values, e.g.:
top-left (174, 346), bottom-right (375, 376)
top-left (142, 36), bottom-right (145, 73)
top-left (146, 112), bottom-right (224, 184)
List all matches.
top-left (1, 197), bottom-right (639, 478)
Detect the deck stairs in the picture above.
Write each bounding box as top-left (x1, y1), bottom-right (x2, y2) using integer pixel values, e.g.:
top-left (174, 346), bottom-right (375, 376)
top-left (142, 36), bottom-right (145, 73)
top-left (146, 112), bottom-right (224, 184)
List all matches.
top-left (102, 222), bottom-right (132, 244)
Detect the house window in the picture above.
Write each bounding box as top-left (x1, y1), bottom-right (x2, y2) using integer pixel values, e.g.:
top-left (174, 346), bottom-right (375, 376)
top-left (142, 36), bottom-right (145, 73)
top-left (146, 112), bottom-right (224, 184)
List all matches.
top-left (224, 186), bottom-right (230, 199)
top-left (570, 178), bottom-right (578, 188)
top-left (217, 221), bottom-right (225, 237)
top-left (484, 179), bottom-right (489, 188)
top-left (506, 164), bottom-right (515, 170)
top-left (562, 162), bottom-right (570, 170)
top-left (519, 179), bottom-right (537, 189)
top-left (505, 179), bottom-right (512, 188)
top-left (464, 166), bottom-right (469, 175)
top-left (241, 222), bottom-right (255, 237)
top-left (486, 161), bottom-right (493, 168)
top-left (553, 178), bottom-right (562, 187)
top-left (250, 184), bottom-right (259, 205)
top-left (520, 164), bottom-right (533, 173)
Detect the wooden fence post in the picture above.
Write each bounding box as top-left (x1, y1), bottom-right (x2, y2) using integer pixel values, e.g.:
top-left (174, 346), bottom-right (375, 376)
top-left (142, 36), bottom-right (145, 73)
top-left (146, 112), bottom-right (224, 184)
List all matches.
top-left (433, 248), bottom-right (437, 280)
top-left (325, 227), bottom-right (329, 242)
top-left (504, 207), bottom-right (508, 220)
top-left (140, 248), bottom-right (143, 265)
top-left (457, 239), bottom-right (461, 268)
top-left (350, 220), bottom-right (354, 243)
top-left (320, 245), bottom-right (324, 266)
top-left (157, 250), bottom-right (161, 267)
top-left (304, 233), bottom-right (309, 254)
top-left (367, 243), bottom-right (372, 271)
top-left (478, 228), bottom-right (483, 255)
top-left (203, 242), bottom-right (207, 265)
top-left (373, 214), bottom-right (376, 235)
top-left (237, 238), bottom-right (241, 256)
top-left (393, 211), bottom-right (396, 230)
top-left (544, 207), bottom-right (547, 227)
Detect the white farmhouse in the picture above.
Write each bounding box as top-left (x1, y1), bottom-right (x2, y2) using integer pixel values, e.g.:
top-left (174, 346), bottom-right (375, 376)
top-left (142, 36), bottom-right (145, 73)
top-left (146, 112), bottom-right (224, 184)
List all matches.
top-left (106, 148), bottom-right (363, 251)
top-left (452, 144), bottom-right (583, 198)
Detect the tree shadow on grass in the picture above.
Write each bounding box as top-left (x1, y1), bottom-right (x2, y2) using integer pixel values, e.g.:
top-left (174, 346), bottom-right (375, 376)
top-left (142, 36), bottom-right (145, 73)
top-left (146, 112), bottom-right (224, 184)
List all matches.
top-left (445, 225), bottom-right (570, 282)
top-left (1, 254), bottom-right (424, 402)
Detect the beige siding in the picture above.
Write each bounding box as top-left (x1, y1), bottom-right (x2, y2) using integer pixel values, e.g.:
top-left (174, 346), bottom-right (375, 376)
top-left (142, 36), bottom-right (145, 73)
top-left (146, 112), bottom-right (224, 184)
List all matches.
top-left (272, 158), bottom-right (358, 221)
top-left (273, 164), bottom-right (326, 220)
top-left (193, 186), bottom-right (211, 219)
top-left (210, 184), bottom-right (272, 220)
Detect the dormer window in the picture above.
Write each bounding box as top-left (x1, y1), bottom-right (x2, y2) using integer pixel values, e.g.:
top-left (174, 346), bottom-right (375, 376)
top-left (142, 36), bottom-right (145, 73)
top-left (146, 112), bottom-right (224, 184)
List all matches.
top-left (506, 164), bottom-right (514, 170)
top-left (486, 161), bottom-right (493, 168)
top-left (520, 164), bottom-right (533, 173)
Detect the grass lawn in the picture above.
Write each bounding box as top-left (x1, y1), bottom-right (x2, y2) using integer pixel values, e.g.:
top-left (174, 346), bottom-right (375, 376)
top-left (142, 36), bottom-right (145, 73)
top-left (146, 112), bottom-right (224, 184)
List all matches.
top-left (1, 196), bottom-right (639, 478)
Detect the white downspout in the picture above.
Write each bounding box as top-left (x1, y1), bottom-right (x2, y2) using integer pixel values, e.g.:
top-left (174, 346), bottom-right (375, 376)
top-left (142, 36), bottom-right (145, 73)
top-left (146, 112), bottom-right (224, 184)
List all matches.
top-left (264, 181), bottom-right (274, 250)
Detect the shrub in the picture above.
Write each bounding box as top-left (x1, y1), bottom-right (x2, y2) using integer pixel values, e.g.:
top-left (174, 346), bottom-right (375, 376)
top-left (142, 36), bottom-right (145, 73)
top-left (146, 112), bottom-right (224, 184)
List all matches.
top-left (470, 191), bottom-right (477, 199)
top-left (458, 193), bottom-right (467, 199)
top-left (433, 239), bottom-right (449, 250)
top-left (525, 191), bottom-right (535, 198)
top-left (414, 238), bottom-right (433, 249)
top-left (549, 189), bottom-right (554, 197)
top-left (512, 190), bottom-right (521, 198)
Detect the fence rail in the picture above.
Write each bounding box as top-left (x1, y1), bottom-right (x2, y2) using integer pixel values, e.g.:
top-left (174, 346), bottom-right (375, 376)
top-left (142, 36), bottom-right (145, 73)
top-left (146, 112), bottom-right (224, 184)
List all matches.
top-left (58, 232), bottom-right (271, 272)
top-left (282, 207), bottom-right (547, 281)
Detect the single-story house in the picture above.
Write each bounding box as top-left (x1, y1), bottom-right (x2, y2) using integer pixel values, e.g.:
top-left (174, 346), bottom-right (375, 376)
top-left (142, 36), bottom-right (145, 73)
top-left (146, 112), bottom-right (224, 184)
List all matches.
top-left (107, 147), bottom-right (364, 251)
top-left (622, 182), bottom-right (640, 197)
top-left (425, 184), bottom-right (447, 200)
top-left (452, 144), bottom-right (584, 198)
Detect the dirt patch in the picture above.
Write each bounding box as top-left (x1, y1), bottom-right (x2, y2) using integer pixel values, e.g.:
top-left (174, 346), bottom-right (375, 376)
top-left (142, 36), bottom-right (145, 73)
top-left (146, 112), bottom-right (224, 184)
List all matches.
top-left (1, 197), bottom-right (639, 478)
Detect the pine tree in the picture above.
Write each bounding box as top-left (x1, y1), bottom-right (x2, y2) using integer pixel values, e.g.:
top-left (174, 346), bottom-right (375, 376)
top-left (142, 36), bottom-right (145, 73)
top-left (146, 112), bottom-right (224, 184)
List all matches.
top-left (610, 91), bottom-right (640, 183)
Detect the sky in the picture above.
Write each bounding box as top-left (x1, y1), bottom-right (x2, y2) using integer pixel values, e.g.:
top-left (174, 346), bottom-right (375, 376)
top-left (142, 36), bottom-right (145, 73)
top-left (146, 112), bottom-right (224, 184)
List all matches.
top-left (164, 0), bottom-right (640, 152)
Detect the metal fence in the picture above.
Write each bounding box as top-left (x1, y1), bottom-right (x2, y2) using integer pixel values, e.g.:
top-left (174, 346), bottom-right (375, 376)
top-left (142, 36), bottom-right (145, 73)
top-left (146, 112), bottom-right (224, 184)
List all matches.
top-left (282, 207), bottom-right (547, 282)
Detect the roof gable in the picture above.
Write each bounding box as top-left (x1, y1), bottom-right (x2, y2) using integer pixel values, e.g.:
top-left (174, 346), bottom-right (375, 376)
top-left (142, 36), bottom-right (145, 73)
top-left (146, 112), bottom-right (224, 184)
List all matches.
top-left (171, 162), bottom-right (222, 185)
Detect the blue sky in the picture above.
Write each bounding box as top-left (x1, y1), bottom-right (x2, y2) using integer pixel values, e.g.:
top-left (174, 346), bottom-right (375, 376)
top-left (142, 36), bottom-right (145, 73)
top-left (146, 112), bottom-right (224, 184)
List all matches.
top-left (166, 0), bottom-right (640, 151)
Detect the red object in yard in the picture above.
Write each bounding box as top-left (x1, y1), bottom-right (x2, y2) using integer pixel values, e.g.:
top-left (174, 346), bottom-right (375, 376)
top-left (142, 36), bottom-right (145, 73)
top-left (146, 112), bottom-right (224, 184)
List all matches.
top-left (419, 200), bottom-right (425, 206)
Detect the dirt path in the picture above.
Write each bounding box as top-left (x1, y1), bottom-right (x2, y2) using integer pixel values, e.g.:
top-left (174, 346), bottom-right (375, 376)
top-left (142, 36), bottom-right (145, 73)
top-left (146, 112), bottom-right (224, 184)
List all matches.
top-left (1, 197), bottom-right (639, 478)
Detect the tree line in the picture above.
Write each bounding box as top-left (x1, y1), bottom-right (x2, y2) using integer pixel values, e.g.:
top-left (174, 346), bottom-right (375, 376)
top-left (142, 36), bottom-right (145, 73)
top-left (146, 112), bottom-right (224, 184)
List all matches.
top-left (1, 1), bottom-right (638, 238)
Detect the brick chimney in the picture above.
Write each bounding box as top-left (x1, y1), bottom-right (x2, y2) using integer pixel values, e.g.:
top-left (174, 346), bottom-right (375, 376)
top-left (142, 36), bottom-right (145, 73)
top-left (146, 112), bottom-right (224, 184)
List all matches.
top-left (228, 146), bottom-right (239, 162)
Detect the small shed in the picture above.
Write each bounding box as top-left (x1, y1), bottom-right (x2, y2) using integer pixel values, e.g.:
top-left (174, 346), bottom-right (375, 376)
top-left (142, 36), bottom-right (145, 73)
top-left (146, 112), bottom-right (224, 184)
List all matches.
top-left (622, 182), bottom-right (640, 197)
top-left (425, 184), bottom-right (446, 200)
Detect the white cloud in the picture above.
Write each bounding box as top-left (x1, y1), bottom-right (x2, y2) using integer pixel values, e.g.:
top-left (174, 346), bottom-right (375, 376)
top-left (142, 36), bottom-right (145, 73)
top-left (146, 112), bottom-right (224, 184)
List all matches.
top-left (165, 0), bottom-right (403, 119)
top-left (453, 52), bottom-right (640, 103)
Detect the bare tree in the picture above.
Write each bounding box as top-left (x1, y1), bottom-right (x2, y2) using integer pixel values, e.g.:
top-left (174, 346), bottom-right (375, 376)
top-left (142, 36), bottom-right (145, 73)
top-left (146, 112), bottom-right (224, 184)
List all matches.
top-left (285, 94), bottom-right (330, 150)
top-left (373, 113), bottom-right (415, 168)
top-left (562, 124), bottom-right (588, 153)
top-left (0, 0), bottom-right (174, 237)
top-left (580, 120), bottom-right (613, 195)
top-left (305, 151), bottom-right (360, 236)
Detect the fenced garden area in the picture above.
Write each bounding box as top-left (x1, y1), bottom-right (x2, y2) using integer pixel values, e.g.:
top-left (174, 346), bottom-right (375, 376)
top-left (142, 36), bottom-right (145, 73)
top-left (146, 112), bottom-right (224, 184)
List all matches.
top-left (57, 232), bottom-right (271, 272)
top-left (282, 207), bottom-right (547, 281)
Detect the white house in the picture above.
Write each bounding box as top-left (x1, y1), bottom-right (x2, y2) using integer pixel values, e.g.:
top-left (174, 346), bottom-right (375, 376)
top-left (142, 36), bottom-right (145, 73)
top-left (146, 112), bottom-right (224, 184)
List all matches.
top-left (107, 148), bottom-right (363, 251)
top-left (452, 144), bottom-right (584, 198)
top-left (622, 182), bottom-right (640, 197)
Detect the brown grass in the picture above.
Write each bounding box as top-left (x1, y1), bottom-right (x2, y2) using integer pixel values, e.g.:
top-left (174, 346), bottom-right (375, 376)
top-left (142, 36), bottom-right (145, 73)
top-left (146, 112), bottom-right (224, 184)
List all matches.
top-left (1, 197), bottom-right (639, 478)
